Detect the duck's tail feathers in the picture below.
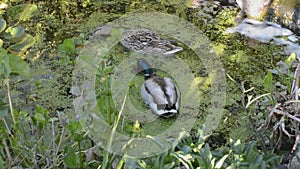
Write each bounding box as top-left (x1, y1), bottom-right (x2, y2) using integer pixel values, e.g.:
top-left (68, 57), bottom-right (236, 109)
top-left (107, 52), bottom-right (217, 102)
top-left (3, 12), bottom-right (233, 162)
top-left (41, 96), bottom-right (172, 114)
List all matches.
top-left (160, 110), bottom-right (178, 118)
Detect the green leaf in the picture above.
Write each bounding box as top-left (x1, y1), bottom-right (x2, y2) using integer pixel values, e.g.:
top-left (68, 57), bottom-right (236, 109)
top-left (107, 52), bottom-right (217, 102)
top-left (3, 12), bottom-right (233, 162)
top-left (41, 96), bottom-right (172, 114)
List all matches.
top-left (263, 71), bottom-right (273, 92)
top-left (203, 143), bottom-right (212, 160)
top-left (8, 53), bottom-right (30, 76)
top-left (0, 150), bottom-right (4, 169)
top-left (6, 4), bottom-right (37, 21)
top-left (230, 139), bottom-right (243, 154)
top-left (0, 99), bottom-right (9, 117)
top-left (0, 39), bottom-right (3, 47)
top-left (104, 66), bottom-right (113, 74)
top-left (67, 120), bottom-right (83, 135)
top-left (7, 34), bottom-right (36, 53)
top-left (285, 52), bottom-right (296, 66)
top-left (19, 4), bottom-right (38, 21)
top-left (262, 153), bottom-right (278, 163)
top-left (58, 39), bottom-right (75, 55)
top-left (74, 133), bottom-right (84, 142)
top-left (249, 155), bottom-right (263, 169)
top-left (244, 142), bottom-right (256, 160)
top-left (64, 147), bottom-right (80, 168)
top-left (48, 117), bottom-right (58, 122)
top-left (164, 162), bottom-right (175, 169)
top-left (215, 154), bottom-right (228, 169)
top-left (34, 113), bottom-right (46, 122)
top-left (199, 143), bottom-right (213, 168)
top-left (0, 61), bottom-right (10, 78)
top-left (184, 0), bottom-right (194, 8)
top-left (3, 25), bottom-right (25, 42)
top-left (180, 145), bottom-right (192, 154)
top-left (0, 48), bottom-right (11, 77)
top-left (124, 158), bottom-right (143, 169)
top-left (0, 18), bottom-right (6, 33)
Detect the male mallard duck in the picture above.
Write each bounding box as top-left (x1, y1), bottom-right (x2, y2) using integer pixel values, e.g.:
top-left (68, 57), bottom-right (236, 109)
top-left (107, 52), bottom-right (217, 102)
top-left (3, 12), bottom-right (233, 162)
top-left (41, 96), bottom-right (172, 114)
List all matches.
top-left (121, 29), bottom-right (183, 55)
top-left (137, 59), bottom-right (180, 118)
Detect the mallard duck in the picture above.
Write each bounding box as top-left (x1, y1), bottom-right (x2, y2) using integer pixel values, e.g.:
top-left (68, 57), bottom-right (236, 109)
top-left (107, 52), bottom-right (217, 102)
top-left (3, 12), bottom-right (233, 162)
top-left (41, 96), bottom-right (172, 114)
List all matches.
top-left (137, 59), bottom-right (180, 118)
top-left (121, 28), bottom-right (182, 55)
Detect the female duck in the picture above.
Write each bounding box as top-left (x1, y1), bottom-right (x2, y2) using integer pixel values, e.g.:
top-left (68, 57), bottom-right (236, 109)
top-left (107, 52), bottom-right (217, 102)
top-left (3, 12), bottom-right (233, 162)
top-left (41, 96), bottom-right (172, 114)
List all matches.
top-left (121, 29), bottom-right (182, 55)
top-left (138, 59), bottom-right (180, 118)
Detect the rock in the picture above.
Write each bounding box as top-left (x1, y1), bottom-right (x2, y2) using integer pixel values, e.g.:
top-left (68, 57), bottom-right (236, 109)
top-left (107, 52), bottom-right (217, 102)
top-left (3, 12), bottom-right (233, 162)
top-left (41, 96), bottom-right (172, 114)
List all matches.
top-left (94, 25), bottom-right (111, 38)
top-left (236, 0), bottom-right (272, 19)
top-left (226, 19), bottom-right (293, 43)
top-left (226, 18), bottom-right (300, 57)
top-left (289, 151), bottom-right (300, 169)
top-left (267, 0), bottom-right (300, 36)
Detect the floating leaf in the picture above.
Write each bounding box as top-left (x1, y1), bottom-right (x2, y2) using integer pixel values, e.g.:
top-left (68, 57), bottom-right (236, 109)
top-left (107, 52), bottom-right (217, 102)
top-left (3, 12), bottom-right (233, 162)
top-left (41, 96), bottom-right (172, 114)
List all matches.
top-left (0, 18), bottom-right (6, 33)
top-left (6, 4), bottom-right (37, 21)
top-left (7, 34), bottom-right (35, 53)
top-left (3, 25), bottom-right (25, 42)
top-left (19, 4), bottom-right (38, 21)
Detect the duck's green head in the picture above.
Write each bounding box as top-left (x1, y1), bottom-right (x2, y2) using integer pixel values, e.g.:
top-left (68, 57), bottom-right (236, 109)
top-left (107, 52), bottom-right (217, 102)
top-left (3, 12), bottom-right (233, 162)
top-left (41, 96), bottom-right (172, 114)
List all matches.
top-left (137, 59), bottom-right (154, 79)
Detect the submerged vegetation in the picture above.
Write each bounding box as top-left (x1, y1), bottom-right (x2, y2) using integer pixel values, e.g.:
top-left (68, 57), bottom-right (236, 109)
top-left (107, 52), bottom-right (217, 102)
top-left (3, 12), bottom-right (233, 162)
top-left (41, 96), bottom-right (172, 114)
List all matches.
top-left (0, 0), bottom-right (298, 168)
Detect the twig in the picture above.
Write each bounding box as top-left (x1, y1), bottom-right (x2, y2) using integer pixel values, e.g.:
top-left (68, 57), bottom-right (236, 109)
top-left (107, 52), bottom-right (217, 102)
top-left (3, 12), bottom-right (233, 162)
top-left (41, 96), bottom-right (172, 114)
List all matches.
top-left (2, 118), bottom-right (13, 136)
top-left (290, 62), bottom-right (300, 99)
top-left (55, 126), bottom-right (65, 161)
top-left (272, 108), bottom-right (300, 123)
top-left (74, 89), bottom-right (85, 114)
top-left (292, 132), bottom-right (300, 152)
top-left (246, 93), bottom-right (270, 109)
top-left (51, 119), bottom-right (56, 168)
top-left (240, 81), bottom-right (268, 152)
top-left (5, 78), bottom-right (16, 125)
top-left (281, 118), bottom-right (294, 138)
top-left (2, 139), bottom-right (12, 162)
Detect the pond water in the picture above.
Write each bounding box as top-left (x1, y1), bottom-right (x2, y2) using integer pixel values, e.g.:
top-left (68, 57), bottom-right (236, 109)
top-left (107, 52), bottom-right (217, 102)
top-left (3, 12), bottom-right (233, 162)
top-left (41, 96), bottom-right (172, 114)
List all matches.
top-left (76, 10), bottom-right (282, 149)
top-left (15, 0), bottom-right (291, 150)
top-left (2, 1), bottom-right (299, 167)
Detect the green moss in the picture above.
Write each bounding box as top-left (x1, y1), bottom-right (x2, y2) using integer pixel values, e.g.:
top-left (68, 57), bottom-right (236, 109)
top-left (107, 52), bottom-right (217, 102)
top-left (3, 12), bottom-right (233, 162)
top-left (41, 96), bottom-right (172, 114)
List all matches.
top-left (0, 1), bottom-right (291, 167)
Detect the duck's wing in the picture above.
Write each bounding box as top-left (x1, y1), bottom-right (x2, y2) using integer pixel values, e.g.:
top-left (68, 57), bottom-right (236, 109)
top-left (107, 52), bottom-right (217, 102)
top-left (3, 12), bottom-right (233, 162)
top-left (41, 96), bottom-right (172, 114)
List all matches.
top-left (141, 77), bottom-right (180, 114)
top-left (164, 77), bottom-right (180, 110)
top-left (163, 77), bottom-right (180, 109)
top-left (141, 79), bottom-right (168, 106)
top-left (121, 29), bottom-right (157, 50)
